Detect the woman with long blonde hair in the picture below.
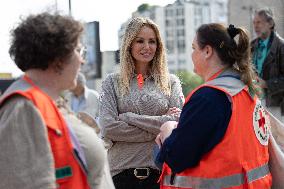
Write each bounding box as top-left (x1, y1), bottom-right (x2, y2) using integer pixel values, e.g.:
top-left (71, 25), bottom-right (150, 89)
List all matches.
top-left (99, 17), bottom-right (184, 189)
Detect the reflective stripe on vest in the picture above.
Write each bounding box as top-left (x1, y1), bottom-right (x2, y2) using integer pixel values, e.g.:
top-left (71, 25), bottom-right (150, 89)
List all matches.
top-left (163, 163), bottom-right (269, 188)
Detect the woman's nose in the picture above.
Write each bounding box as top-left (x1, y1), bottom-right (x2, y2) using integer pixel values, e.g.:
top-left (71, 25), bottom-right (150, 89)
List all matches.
top-left (143, 42), bottom-right (150, 49)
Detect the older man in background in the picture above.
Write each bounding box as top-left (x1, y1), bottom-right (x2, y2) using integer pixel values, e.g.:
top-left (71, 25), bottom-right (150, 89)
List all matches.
top-left (65, 72), bottom-right (100, 131)
top-left (251, 8), bottom-right (284, 122)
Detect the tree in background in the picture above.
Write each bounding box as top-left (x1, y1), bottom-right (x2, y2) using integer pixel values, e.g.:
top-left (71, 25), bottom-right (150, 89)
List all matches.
top-left (137, 3), bottom-right (150, 13)
top-left (176, 70), bottom-right (204, 97)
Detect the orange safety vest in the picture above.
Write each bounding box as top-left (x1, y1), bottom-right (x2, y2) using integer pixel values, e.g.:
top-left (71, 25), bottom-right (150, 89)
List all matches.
top-left (0, 76), bottom-right (90, 189)
top-left (160, 72), bottom-right (272, 189)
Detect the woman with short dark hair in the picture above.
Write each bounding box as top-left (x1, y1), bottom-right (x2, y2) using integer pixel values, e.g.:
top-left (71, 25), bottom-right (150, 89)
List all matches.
top-left (0, 12), bottom-right (96, 189)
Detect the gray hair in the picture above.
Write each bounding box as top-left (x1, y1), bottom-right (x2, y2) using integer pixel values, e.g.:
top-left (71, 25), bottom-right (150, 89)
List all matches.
top-left (77, 72), bottom-right (86, 85)
top-left (254, 8), bottom-right (275, 30)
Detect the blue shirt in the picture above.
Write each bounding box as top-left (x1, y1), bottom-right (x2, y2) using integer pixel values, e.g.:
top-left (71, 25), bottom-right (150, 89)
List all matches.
top-left (155, 87), bottom-right (232, 173)
top-left (71, 93), bottom-right (86, 113)
top-left (253, 37), bottom-right (270, 76)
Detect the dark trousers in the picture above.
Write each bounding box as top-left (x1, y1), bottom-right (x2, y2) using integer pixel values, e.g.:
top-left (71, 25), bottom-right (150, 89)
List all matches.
top-left (112, 168), bottom-right (160, 189)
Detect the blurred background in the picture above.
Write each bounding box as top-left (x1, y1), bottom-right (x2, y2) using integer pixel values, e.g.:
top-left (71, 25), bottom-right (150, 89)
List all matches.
top-left (0, 0), bottom-right (283, 96)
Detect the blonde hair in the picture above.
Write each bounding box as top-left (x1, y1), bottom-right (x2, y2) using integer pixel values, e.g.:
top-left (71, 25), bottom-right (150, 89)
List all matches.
top-left (119, 17), bottom-right (170, 96)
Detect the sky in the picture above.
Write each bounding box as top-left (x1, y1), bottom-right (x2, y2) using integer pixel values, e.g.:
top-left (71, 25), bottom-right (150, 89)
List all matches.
top-left (0, 0), bottom-right (175, 77)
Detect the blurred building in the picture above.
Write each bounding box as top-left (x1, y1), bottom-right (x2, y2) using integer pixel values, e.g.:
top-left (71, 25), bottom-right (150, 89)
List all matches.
top-left (81, 21), bottom-right (102, 90)
top-left (0, 73), bottom-right (13, 79)
top-left (93, 51), bottom-right (120, 92)
top-left (87, 0), bottom-right (284, 92)
top-left (0, 73), bottom-right (15, 95)
top-left (95, 0), bottom-right (228, 91)
top-left (163, 0), bottom-right (227, 73)
top-left (81, 21), bottom-right (120, 92)
top-left (118, 0), bottom-right (228, 73)
top-left (228, 0), bottom-right (284, 39)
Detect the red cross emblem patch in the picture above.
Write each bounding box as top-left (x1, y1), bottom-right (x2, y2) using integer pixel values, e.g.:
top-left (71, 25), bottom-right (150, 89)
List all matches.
top-left (253, 100), bottom-right (270, 145)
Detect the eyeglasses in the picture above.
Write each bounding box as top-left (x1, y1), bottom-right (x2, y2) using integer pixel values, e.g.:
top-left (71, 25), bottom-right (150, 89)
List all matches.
top-left (75, 46), bottom-right (87, 59)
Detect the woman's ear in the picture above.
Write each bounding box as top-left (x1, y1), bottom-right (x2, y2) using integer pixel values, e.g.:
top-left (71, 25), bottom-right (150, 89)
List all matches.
top-left (53, 60), bottom-right (64, 74)
top-left (204, 45), bottom-right (213, 59)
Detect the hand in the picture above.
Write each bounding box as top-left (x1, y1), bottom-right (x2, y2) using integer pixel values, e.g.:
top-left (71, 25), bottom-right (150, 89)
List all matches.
top-left (155, 134), bottom-right (163, 148)
top-left (166, 107), bottom-right (181, 117)
top-left (159, 121), bottom-right (178, 144)
top-left (256, 77), bottom-right (267, 89)
top-left (77, 112), bottom-right (100, 133)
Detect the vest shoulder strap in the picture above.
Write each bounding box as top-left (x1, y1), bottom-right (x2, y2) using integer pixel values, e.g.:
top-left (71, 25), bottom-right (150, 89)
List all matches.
top-left (206, 69), bottom-right (246, 97)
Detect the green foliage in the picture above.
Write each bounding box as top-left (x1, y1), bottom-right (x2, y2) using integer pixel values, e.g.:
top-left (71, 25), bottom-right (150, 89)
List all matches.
top-left (176, 70), bottom-right (204, 97)
top-left (137, 3), bottom-right (150, 13)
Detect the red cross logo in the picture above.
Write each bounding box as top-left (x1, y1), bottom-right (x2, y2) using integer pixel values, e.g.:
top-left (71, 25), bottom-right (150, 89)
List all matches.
top-left (253, 102), bottom-right (269, 145)
top-left (258, 110), bottom-right (266, 133)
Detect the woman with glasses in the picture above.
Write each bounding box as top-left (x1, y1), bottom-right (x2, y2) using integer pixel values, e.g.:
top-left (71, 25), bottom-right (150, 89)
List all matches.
top-left (0, 12), bottom-right (111, 189)
top-left (99, 17), bottom-right (184, 189)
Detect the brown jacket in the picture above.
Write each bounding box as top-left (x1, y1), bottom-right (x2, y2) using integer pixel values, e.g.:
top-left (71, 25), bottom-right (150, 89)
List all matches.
top-left (251, 32), bottom-right (284, 114)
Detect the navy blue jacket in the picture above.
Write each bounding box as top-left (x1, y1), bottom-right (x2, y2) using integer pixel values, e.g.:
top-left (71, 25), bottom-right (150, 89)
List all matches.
top-left (154, 87), bottom-right (232, 173)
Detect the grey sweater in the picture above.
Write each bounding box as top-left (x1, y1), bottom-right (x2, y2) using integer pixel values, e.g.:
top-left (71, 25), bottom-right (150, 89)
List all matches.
top-left (0, 97), bottom-right (56, 189)
top-left (99, 73), bottom-right (184, 176)
top-left (60, 107), bottom-right (115, 189)
top-left (0, 78), bottom-right (113, 189)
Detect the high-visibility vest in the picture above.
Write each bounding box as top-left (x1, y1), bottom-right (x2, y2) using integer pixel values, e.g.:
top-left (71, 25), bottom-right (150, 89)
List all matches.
top-left (161, 73), bottom-right (272, 189)
top-left (0, 76), bottom-right (90, 189)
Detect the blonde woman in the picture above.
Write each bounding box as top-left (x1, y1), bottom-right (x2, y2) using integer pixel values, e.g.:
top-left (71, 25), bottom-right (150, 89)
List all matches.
top-left (99, 17), bottom-right (184, 189)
